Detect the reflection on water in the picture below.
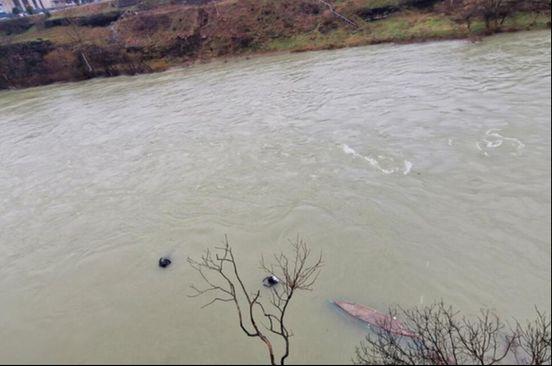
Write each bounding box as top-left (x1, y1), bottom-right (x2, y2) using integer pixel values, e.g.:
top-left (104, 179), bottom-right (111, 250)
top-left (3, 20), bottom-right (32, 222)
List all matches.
top-left (0, 30), bottom-right (550, 364)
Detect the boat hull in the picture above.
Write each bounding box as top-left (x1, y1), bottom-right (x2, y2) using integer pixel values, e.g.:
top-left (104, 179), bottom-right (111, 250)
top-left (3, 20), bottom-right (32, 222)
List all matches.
top-left (334, 301), bottom-right (416, 338)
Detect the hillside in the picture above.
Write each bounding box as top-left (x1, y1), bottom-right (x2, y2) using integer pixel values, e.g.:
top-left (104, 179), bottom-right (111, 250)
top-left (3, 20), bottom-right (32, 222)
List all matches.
top-left (0, 0), bottom-right (550, 89)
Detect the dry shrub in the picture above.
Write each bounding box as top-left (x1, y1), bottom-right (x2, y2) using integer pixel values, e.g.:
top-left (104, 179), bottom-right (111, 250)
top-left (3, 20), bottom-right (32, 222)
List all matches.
top-left (43, 48), bottom-right (80, 81)
top-left (354, 302), bottom-right (551, 366)
top-left (197, 0), bottom-right (326, 55)
top-left (43, 48), bottom-right (78, 71)
top-left (114, 7), bottom-right (199, 48)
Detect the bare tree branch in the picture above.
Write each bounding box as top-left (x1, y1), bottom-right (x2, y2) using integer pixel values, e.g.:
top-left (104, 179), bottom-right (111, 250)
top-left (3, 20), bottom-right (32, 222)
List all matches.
top-left (514, 309), bottom-right (551, 365)
top-left (354, 302), bottom-right (551, 366)
top-left (188, 236), bottom-right (323, 365)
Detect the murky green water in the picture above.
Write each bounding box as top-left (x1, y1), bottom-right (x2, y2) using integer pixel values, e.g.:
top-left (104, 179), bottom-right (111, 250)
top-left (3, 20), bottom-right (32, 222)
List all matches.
top-left (0, 31), bottom-right (550, 364)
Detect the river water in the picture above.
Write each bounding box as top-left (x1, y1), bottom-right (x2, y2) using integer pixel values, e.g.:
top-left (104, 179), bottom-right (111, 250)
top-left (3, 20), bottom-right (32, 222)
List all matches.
top-left (0, 30), bottom-right (550, 364)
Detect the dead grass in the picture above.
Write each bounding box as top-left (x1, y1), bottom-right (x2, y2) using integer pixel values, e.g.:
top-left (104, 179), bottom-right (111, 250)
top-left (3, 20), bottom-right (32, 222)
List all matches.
top-left (49, 1), bottom-right (117, 19)
top-left (11, 25), bottom-right (112, 45)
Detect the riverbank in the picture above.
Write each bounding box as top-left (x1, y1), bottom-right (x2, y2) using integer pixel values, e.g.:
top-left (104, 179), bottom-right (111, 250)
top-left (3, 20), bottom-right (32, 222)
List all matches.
top-left (1, 0), bottom-right (550, 90)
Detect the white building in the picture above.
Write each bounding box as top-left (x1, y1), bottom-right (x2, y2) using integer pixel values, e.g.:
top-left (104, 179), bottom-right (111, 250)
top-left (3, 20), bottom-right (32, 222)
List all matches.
top-left (1, 0), bottom-right (83, 13)
top-left (0, 0), bottom-right (9, 13)
top-left (0, 0), bottom-right (17, 13)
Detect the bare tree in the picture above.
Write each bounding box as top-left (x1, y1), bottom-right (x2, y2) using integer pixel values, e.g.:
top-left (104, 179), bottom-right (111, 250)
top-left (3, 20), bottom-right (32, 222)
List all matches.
top-left (514, 309), bottom-right (551, 365)
top-left (352, 302), bottom-right (543, 365)
top-left (187, 236), bottom-right (323, 365)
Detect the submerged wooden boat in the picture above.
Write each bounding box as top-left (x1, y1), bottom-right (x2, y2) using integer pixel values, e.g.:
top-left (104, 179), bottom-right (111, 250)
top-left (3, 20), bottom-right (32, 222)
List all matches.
top-left (334, 301), bottom-right (416, 338)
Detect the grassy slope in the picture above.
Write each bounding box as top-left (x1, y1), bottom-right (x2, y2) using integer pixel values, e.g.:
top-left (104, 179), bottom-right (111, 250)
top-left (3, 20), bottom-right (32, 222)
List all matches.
top-left (2, 0), bottom-right (548, 45)
top-left (5, 1), bottom-right (549, 50)
top-left (264, 11), bottom-right (550, 53)
top-left (0, 0), bottom-right (550, 88)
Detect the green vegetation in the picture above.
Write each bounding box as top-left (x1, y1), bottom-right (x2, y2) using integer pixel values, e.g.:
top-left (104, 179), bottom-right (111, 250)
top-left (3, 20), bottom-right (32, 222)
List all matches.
top-left (503, 11), bottom-right (551, 30)
top-left (264, 9), bottom-right (546, 53)
top-left (367, 13), bottom-right (460, 41)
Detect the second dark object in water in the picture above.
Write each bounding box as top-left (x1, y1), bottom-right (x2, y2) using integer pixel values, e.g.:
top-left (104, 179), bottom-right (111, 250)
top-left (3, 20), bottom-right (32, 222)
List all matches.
top-left (262, 275), bottom-right (280, 287)
top-left (159, 257), bottom-right (172, 268)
